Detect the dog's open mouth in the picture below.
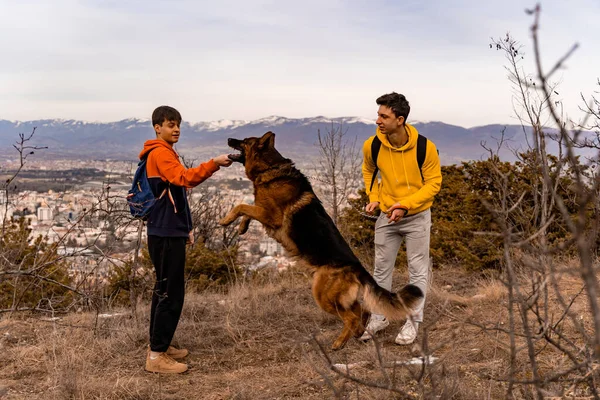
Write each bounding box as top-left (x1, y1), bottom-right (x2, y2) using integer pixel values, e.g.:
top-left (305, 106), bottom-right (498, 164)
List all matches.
top-left (227, 138), bottom-right (245, 163)
top-left (227, 153), bottom-right (244, 162)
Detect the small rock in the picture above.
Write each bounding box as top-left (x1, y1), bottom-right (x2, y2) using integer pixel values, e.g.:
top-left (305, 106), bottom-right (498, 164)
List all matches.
top-left (97, 312), bottom-right (129, 319)
top-left (332, 361), bottom-right (370, 372)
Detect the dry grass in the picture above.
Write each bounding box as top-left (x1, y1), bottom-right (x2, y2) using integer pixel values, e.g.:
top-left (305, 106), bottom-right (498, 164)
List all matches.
top-left (0, 262), bottom-right (596, 399)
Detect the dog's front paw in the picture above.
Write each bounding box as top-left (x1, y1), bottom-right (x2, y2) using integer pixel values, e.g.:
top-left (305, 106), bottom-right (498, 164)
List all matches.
top-left (238, 216), bottom-right (251, 235)
top-left (219, 212), bottom-right (237, 226)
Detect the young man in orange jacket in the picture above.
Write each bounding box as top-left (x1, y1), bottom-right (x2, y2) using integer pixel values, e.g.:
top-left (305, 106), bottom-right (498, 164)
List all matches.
top-left (360, 93), bottom-right (442, 345)
top-left (141, 105), bottom-right (233, 373)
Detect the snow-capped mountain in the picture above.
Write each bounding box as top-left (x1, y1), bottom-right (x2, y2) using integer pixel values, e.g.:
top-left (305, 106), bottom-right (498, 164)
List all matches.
top-left (192, 119), bottom-right (249, 132)
top-left (0, 116), bottom-right (553, 164)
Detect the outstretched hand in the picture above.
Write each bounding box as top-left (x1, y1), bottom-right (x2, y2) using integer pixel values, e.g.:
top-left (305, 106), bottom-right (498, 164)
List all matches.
top-left (213, 154), bottom-right (233, 167)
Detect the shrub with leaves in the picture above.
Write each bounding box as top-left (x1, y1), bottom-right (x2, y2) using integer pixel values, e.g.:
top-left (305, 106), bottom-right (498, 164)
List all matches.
top-left (185, 242), bottom-right (239, 290)
top-left (0, 218), bottom-right (74, 311)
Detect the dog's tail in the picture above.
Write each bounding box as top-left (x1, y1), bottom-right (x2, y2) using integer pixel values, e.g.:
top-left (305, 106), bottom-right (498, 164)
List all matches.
top-left (359, 269), bottom-right (423, 320)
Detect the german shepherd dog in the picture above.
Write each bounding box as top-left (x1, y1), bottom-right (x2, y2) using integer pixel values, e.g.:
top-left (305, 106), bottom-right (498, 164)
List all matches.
top-left (220, 131), bottom-right (423, 350)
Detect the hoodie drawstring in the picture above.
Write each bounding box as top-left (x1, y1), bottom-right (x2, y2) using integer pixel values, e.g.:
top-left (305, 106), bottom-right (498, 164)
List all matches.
top-left (401, 151), bottom-right (411, 190)
top-left (388, 146), bottom-right (399, 185)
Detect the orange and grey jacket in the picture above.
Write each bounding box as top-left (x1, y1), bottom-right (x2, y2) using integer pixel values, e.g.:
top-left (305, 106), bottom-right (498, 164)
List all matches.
top-left (139, 140), bottom-right (220, 237)
top-left (362, 124), bottom-right (442, 215)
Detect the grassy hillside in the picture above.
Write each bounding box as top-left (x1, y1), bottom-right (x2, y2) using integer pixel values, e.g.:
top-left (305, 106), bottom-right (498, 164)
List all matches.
top-left (0, 260), bottom-right (594, 399)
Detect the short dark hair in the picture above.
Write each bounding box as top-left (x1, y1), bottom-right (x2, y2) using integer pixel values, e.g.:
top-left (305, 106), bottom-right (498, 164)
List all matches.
top-left (376, 92), bottom-right (410, 122)
top-left (152, 105), bottom-right (182, 127)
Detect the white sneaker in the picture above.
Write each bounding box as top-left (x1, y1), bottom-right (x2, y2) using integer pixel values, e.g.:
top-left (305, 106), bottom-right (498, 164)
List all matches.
top-left (359, 315), bottom-right (389, 341)
top-left (395, 320), bottom-right (418, 345)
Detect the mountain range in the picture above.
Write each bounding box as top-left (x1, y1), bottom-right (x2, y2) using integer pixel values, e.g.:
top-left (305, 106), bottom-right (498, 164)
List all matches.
top-left (0, 116), bottom-right (547, 165)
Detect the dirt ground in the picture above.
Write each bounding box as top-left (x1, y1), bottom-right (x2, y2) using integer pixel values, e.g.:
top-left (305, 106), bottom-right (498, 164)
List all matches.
top-left (0, 264), bottom-right (596, 399)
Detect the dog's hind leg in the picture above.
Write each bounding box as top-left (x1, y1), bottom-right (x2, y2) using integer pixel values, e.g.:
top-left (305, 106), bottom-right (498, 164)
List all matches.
top-left (312, 269), bottom-right (365, 350)
top-left (331, 301), bottom-right (364, 350)
top-left (331, 302), bottom-right (369, 350)
top-left (331, 310), bottom-right (357, 350)
top-left (351, 301), bottom-right (370, 338)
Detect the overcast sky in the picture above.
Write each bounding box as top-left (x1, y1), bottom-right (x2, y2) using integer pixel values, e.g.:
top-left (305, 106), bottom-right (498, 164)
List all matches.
top-left (1, 0), bottom-right (599, 127)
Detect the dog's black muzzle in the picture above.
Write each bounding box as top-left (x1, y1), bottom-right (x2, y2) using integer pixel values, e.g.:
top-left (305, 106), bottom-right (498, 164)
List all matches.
top-left (227, 138), bottom-right (245, 164)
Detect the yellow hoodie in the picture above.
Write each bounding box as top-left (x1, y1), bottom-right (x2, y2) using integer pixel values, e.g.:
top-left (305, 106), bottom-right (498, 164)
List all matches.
top-left (362, 124), bottom-right (442, 215)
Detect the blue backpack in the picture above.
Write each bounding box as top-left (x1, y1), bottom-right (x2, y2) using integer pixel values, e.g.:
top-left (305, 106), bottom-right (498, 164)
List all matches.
top-left (127, 152), bottom-right (158, 220)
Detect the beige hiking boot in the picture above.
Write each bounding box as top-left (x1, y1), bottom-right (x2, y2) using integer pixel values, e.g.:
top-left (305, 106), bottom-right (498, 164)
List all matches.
top-left (145, 352), bottom-right (188, 374)
top-left (166, 346), bottom-right (189, 360)
top-left (146, 345), bottom-right (189, 360)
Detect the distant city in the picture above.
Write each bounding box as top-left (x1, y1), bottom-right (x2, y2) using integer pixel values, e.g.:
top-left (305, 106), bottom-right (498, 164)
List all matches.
top-left (1, 157), bottom-right (346, 286)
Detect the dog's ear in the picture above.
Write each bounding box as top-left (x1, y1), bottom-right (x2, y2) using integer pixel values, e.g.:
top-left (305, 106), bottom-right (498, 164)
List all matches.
top-left (258, 131), bottom-right (275, 149)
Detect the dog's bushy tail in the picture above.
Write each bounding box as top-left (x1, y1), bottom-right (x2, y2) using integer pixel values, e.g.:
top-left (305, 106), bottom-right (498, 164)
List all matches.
top-left (359, 269), bottom-right (423, 320)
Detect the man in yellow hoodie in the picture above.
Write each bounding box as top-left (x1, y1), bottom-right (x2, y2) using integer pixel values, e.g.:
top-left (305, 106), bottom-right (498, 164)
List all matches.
top-left (360, 92), bottom-right (442, 345)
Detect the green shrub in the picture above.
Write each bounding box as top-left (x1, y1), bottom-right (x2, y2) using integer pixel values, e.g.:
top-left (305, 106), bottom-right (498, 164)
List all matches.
top-left (0, 218), bottom-right (74, 311)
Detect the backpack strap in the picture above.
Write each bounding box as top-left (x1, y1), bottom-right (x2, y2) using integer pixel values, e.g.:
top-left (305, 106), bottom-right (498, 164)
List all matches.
top-left (143, 148), bottom-right (176, 212)
top-left (369, 136), bottom-right (382, 192)
top-left (369, 133), bottom-right (431, 191)
top-left (416, 134), bottom-right (428, 181)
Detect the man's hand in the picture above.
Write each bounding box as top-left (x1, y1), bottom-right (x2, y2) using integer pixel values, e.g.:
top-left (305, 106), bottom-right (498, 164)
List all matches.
top-left (213, 154), bottom-right (233, 167)
top-left (386, 203), bottom-right (407, 223)
top-left (187, 231), bottom-right (195, 245)
top-left (365, 201), bottom-right (380, 214)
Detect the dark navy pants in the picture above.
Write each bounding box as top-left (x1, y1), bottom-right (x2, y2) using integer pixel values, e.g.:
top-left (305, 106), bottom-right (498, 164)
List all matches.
top-left (148, 235), bottom-right (187, 352)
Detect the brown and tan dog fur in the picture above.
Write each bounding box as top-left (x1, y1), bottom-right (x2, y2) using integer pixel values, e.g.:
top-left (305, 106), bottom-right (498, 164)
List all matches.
top-left (220, 131), bottom-right (422, 350)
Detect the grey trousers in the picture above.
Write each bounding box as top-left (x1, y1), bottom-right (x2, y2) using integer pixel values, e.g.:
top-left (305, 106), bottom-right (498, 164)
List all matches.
top-left (372, 208), bottom-right (431, 323)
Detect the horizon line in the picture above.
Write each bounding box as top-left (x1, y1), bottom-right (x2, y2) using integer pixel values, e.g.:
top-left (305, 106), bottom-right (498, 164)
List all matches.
top-left (0, 116), bottom-right (519, 130)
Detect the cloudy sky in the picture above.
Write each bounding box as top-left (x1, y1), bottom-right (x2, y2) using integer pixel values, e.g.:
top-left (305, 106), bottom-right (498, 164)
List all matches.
top-left (1, 0), bottom-right (599, 127)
